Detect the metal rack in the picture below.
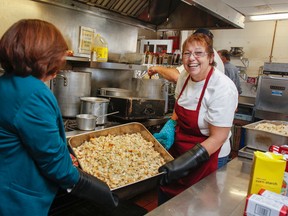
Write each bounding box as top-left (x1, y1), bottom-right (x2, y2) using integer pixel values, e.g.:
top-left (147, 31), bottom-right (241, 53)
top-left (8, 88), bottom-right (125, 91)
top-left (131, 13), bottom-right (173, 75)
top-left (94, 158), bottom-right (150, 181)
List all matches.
top-left (230, 56), bottom-right (249, 71)
top-left (230, 56), bottom-right (249, 80)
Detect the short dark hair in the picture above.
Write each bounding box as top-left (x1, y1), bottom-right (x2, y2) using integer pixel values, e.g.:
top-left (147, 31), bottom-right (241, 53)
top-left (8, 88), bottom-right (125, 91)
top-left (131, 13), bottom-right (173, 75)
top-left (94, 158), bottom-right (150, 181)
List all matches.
top-left (0, 19), bottom-right (68, 79)
top-left (193, 28), bottom-right (214, 39)
top-left (218, 49), bottom-right (231, 61)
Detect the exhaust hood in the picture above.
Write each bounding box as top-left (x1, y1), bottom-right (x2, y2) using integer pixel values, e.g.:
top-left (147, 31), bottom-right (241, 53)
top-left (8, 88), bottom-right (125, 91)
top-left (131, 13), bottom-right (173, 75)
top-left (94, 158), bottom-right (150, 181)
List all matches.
top-left (33, 0), bottom-right (245, 30)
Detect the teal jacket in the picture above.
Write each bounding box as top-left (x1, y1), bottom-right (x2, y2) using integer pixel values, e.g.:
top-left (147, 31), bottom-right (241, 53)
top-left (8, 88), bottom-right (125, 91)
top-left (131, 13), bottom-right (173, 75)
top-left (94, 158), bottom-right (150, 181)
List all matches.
top-left (0, 74), bottom-right (79, 216)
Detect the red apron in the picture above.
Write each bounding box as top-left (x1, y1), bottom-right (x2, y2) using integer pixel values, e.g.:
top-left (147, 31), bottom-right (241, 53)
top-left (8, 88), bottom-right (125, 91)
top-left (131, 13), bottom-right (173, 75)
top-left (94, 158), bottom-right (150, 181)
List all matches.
top-left (161, 67), bottom-right (220, 197)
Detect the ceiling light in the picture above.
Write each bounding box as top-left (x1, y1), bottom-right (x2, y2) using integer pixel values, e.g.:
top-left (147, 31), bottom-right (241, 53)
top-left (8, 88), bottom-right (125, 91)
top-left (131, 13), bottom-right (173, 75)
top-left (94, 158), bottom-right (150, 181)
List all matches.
top-left (249, 13), bottom-right (288, 21)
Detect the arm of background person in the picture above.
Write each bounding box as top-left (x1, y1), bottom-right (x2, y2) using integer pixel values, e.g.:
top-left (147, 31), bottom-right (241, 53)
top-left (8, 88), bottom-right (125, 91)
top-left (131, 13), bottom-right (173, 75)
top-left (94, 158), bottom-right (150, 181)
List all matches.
top-left (148, 66), bottom-right (180, 83)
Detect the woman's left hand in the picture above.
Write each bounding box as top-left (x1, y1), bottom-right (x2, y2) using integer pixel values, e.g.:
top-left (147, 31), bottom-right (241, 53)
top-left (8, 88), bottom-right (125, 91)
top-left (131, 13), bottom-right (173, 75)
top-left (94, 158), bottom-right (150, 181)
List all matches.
top-left (153, 119), bottom-right (177, 150)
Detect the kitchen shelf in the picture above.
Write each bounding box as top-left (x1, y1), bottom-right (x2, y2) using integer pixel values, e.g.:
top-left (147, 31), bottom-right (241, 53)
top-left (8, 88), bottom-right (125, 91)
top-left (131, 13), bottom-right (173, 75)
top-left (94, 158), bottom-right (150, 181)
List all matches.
top-left (66, 56), bottom-right (147, 71)
top-left (65, 56), bottom-right (89, 62)
top-left (90, 61), bottom-right (147, 70)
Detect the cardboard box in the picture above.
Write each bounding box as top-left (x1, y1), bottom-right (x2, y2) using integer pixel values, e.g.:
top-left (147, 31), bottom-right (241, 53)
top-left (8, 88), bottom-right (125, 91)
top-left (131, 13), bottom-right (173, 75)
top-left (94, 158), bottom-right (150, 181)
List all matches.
top-left (245, 194), bottom-right (288, 216)
top-left (259, 189), bottom-right (288, 206)
top-left (248, 151), bottom-right (286, 195)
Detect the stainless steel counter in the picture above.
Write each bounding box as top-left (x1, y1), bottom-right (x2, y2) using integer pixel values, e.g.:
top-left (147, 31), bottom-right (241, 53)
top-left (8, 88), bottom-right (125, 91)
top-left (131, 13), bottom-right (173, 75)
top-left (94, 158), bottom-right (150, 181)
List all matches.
top-left (146, 157), bottom-right (252, 216)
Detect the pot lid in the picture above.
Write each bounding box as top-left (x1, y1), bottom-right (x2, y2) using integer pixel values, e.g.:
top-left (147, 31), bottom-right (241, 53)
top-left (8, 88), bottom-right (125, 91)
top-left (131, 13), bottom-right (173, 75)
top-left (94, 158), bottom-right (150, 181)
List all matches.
top-left (80, 97), bottom-right (110, 102)
top-left (100, 88), bottom-right (131, 92)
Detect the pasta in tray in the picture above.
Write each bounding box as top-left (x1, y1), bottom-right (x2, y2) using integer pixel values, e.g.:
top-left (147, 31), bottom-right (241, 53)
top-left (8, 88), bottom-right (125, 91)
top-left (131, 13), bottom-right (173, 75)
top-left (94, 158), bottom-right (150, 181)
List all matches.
top-left (254, 122), bottom-right (288, 136)
top-left (72, 133), bottom-right (166, 189)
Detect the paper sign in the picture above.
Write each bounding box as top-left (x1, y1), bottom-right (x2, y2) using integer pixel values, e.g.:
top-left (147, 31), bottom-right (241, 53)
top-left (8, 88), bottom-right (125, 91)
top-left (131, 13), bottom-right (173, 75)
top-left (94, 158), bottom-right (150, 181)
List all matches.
top-left (79, 26), bottom-right (96, 54)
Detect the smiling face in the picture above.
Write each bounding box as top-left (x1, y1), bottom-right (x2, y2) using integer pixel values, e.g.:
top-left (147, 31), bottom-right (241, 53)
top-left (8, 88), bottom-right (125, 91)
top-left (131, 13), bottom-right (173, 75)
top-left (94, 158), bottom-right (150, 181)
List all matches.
top-left (182, 34), bottom-right (215, 82)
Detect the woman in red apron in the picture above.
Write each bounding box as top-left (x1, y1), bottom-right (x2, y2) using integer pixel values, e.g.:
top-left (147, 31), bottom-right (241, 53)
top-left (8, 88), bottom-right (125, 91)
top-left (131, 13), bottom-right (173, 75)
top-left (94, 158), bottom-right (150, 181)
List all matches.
top-left (155, 33), bottom-right (238, 204)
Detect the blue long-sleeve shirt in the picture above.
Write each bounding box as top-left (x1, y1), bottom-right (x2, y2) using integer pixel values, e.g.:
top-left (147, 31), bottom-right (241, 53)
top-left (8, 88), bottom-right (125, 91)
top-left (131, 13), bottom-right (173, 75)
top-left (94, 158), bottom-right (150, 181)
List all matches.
top-left (0, 74), bottom-right (79, 216)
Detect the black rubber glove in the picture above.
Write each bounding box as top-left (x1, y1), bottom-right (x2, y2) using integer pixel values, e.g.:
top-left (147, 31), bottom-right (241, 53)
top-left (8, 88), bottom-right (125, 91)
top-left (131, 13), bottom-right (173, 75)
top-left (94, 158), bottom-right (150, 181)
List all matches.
top-left (71, 169), bottom-right (119, 208)
top-left (158, 143), bottom-right (209, 185)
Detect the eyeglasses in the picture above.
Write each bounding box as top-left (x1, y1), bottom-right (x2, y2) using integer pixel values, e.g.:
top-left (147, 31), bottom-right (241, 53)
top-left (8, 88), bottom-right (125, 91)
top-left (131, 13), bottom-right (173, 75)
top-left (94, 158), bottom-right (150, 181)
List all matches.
top-left (182, 51), bottom-right (208, 58)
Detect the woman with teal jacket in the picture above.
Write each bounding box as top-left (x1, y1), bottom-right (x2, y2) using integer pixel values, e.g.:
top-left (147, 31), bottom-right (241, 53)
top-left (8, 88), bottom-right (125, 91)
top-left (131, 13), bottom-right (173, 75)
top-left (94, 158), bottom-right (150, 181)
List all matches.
top-left (0, 19), bottom-right (118, 216)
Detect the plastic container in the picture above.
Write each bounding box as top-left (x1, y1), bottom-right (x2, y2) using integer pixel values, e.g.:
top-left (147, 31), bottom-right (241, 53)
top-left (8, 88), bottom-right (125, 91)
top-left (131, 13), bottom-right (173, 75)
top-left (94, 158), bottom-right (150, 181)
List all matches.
top-left (91, 34), bottom-right (108, 62)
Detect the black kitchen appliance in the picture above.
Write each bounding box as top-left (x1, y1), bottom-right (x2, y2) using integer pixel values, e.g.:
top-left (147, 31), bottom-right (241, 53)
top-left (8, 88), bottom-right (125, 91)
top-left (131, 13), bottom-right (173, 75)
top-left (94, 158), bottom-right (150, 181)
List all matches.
top-left (100, 95), bottom-right (166, 120)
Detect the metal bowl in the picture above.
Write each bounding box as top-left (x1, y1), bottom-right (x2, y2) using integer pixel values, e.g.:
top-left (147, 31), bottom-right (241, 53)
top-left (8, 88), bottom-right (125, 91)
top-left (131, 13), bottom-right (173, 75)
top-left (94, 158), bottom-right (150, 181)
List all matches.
top-left (76, 114), bottom-right (96, 130)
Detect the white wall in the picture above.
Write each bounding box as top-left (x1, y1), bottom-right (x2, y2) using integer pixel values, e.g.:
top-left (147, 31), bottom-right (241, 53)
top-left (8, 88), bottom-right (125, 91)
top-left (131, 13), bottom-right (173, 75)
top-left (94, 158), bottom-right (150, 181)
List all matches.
top-left (213, 20), bottom-right (288, 77)
top-left (179, 21), bottom-right (288, 78)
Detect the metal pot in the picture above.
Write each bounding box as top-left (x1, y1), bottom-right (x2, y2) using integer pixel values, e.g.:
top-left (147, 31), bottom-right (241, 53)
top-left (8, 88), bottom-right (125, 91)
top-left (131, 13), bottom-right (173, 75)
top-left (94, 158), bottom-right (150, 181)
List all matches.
top-left (52, 70), bottom-right (91, 117)
top-left (76, 114), bottom-right (97, 130)
top-left (80, 97), bottom-right (110, 125)
top-left (129, 78), bottom-right (169, 113)
top-left (129, 78), bottom-right (168, 99)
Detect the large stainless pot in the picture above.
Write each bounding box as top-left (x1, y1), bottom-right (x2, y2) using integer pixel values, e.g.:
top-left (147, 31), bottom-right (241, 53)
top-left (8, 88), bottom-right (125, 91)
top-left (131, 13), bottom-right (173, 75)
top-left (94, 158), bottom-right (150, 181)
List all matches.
top-left (131, 78), bottom-right (167, 99)
top-left (128, 78), bottom-right (169, 113)
top-left (52, 70), bottom-right (91, 117)
top-left (80, 97), bottom-right (110, 125)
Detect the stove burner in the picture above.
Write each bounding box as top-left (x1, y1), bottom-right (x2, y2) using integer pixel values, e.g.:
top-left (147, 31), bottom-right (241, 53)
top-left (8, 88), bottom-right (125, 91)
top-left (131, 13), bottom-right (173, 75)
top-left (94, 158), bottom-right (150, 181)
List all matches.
top-left (63, 119), bottom-right (78, 132)
top-left (62, 116), bottom-right (170, 135)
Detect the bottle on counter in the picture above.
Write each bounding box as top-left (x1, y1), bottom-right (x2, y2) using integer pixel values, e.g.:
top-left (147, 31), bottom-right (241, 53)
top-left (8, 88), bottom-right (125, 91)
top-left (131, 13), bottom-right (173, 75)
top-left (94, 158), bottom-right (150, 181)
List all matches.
top-left (91, 34), bottom-right (108, 62)
top-left (162, 53), bottom-right (168, 65)
top-left (144, 42), bottom-right (150, 64)
top-left (172, 49), bottom-right (181, 65)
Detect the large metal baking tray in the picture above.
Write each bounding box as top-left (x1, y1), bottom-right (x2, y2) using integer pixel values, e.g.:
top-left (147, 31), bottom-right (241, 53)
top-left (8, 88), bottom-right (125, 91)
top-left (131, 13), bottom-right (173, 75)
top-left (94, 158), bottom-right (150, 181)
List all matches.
top-left (68, 122), bottom-right (173, 200)
top-left (243, 120), bottom-right (288, 152)
top-left (238, 146), bottom-right (261, 160)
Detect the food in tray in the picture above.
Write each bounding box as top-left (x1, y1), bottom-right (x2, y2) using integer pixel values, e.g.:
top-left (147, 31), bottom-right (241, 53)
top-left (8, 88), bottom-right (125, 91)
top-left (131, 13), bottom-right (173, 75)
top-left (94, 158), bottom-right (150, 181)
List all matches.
top-left (72, 133), bottom-right (166, 189)
top-left (254, 122), bottom-right (288, 136)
